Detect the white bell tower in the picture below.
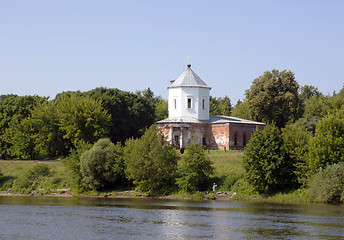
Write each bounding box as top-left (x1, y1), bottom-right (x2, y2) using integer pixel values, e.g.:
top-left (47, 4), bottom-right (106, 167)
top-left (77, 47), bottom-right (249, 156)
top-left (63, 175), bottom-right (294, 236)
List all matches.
top-left (168, 62), bottom-right (211, 121)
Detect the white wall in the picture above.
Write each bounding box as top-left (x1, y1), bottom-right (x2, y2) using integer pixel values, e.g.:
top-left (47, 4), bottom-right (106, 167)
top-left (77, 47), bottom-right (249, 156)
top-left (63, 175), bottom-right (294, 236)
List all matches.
top-left (168, 87), bottom-right (210, 120)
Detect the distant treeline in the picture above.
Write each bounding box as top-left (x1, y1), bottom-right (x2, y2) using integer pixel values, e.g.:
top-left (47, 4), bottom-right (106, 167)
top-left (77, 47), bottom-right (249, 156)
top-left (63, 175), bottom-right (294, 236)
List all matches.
top-left (0, 87), bottom-right (168, 160)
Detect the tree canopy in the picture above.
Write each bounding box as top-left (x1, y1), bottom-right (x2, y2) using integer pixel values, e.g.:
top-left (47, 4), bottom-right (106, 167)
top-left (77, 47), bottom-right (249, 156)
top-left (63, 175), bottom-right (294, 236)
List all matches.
top-left (245, 69), bottom-right (302, 128)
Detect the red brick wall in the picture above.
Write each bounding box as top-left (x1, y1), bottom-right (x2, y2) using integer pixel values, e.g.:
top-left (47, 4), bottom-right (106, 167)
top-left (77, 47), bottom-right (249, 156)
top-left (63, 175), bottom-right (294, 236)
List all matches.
top-left (157, 122), bottom-right (265, 150)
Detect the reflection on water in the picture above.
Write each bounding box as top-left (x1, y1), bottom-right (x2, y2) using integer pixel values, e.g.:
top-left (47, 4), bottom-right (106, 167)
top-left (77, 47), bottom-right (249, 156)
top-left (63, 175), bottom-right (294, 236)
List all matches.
top-left (1, 196), bottom-right (344, 239)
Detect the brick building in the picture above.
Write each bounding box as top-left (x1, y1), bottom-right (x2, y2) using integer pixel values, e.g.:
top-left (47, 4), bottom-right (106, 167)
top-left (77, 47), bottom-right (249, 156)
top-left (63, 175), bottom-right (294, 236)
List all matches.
top-left (156, 63), bottom-right (265, 150)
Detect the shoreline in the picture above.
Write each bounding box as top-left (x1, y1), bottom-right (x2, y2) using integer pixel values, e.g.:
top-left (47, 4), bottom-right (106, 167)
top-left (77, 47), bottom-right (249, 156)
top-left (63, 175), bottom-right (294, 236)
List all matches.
top-left (0, 190), bottom-right (232, 201)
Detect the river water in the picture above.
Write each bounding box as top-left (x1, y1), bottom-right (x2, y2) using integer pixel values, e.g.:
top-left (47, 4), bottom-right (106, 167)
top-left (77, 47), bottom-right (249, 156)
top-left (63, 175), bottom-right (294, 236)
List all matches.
top-left (0, 196), bottom-right (343, 240)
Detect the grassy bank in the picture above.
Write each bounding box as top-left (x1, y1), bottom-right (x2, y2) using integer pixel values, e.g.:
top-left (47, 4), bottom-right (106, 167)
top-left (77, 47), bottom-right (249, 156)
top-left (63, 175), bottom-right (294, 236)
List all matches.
top-left (0, 151), bottom-right (319, 203)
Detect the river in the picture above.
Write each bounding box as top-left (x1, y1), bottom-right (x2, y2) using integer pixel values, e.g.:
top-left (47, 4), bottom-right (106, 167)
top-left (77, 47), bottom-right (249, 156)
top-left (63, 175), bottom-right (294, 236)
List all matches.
top-left (1, 196), bottom-right (343, 239)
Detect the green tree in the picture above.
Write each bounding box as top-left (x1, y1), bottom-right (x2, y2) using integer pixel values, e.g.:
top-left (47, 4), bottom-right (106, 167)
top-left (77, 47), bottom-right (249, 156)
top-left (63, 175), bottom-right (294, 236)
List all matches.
top-left (308, 110), bottom-right (344, 174)
top-left (80, 138), bottom-right (122, 191)
top-left (124, 125), bottom-right (178, 195)
top-left (299, 85), bottom-right (321, 101)
top-left (245, 69), bottom-right (302, 128)
top-left (176, 141), bottom-right (214, 192)
top-left (85, 88), bottom-right (155, 143)
top-left (282, 123), bottom-right (312, 186)
top-left (56, 94), bottom-right (111, 147)
top-left (231, 100), bottom-right (252, 120)
top-left (210, 96), bottom-right (232, 116)
top-left (0, 94), bottom-right (48, 158)
top-left (242, 124), bottom-right (295, 194)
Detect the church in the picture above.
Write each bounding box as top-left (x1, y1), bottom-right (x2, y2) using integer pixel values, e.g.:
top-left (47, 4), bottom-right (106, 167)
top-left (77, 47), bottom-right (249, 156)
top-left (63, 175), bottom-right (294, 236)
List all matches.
top-left (156, 63), bottom-right (265, 150)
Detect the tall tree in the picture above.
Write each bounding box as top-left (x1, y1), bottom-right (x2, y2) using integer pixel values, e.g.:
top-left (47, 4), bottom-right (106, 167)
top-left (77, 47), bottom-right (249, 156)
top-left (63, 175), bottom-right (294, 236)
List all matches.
top-left (209, 95), bottom-right (232, 116)
top-left (308, 110), bottom-right (344, 174)
top-left (176, 141), bottom-right (214, 192)
top-left (245, 69), bottom-right (302, 128)
top-left (0, 94), bottom-right (48, 158)
top-left (124, 125), bottom-right (178, 195)
top-left (242, 124), bottom-right (296, 193)
top-left (282, 123), bottom-right (312, 186)
top-left (56, 94), bottom-right (111, 147)
top-left (85, 88), bottom-right (155, 143)
top-left (231, 100), bottom-right (252, 120)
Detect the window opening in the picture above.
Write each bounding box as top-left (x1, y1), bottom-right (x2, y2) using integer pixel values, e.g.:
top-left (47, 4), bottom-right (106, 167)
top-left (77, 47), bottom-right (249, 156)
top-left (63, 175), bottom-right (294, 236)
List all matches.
top-left (243, 133), bottom-right (247, 147)
top-left (202, 137), bottom-right (207, 146)
top-left (234, 134), bottom-right (238, 146)
top-left (174, 135), bottom-right (180, 147)
top-left (187, 98), bottom-right (192, 109)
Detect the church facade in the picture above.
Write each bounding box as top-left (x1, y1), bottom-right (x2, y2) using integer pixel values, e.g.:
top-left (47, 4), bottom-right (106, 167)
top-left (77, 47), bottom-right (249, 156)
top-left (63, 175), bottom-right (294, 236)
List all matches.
top-left (156, 64), bottom-right (265, 150)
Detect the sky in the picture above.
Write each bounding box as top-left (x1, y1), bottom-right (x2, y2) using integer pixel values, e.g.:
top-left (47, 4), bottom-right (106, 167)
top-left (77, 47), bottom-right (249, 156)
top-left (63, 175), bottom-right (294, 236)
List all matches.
top-left (1, 1), bottom-right (344, 104)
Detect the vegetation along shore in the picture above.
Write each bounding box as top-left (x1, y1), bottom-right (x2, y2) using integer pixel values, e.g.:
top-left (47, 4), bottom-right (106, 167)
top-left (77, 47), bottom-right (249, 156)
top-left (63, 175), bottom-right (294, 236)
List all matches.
top-left (1, 69), bottom-right (344, 204)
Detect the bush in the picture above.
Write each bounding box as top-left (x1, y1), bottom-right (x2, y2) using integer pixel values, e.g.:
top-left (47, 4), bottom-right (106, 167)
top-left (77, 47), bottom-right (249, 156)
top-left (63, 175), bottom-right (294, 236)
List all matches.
top-left (222, 172), bottom-right (243, 191)
top-left (307, 163), bottom-right (344, 203)
top-left (242, 124), bottom-right (296, 194)
top-left (80, 138), bottom-right (122, 191)
top-left (12, 164), bottom-right (51, 192)
top-left (176, 142), bottom-right (214, 193)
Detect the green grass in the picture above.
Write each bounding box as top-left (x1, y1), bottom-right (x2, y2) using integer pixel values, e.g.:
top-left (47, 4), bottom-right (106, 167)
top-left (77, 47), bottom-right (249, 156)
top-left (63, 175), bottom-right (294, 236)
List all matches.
top-left (207, 150), bottom-right (244, 176)
top-left (0, 160), bottom-right (72, 192)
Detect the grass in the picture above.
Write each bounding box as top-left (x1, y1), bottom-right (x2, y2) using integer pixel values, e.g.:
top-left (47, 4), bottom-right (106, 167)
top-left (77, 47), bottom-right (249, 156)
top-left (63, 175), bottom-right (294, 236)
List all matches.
top-left (0, 160), bottom-right (72, 192)
top-left (207, 150), bottom-right (244, 176)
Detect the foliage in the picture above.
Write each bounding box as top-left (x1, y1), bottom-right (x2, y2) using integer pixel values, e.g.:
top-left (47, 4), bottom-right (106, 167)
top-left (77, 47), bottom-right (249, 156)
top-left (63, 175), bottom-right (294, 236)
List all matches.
top-left (176, 141), bottom-right (214, 192)
top-left (209, 95), bottom-right (232, 116)
top-left (222, 172), bottom-right (243, 191)
top-left (80, 138), bottom-right (122, 191)
top-left (55, 94), bottom-right (111, 147)
top-left (231, 100), bottom-right (251, 120)
top-left (124, 125), bottom-right (178, 195)
top-left (308, 110), bottom-right (344, 174)
top-left (0, 94), bottom-right (48, 158)
top-left (242, 124), bottom-right (296, 194)
top-left (85, 87), bottom-right (155, 144)
top-left (245, 69), bottom-right (302, 128)
top-left (282, 123), bottom-right (312, 186)
top-left (299, 85), bottom-right (321, 101)
top-left (12, 164), bottom-right (51, 192)
top-left (307, 163), bottom-right (344, 203)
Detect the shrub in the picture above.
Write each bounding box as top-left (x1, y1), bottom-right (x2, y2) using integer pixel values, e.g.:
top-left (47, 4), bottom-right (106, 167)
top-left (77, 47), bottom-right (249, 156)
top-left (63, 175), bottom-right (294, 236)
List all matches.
top-left (124, 125), bottom-right (178, 195)
top-left (80, 138), bottom-right (122, 191)
top-left (176, 142), bottom-right (214, 193)
top-left (307, 163), bottom-right (344, 203)
top-left (243, 124), bottom-right (296, 194)
top-left (12, 164), bottom-right (51, 192)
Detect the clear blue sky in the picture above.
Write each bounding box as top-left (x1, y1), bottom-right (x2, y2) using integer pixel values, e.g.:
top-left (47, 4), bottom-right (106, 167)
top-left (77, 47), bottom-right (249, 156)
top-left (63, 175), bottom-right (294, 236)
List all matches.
top-left (1, 1), bottom-right (343, 104)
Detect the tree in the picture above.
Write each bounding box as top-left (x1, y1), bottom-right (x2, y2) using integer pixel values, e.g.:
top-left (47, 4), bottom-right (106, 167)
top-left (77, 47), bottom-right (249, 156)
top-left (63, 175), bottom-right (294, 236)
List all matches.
top-left (245, 69), bottom-right (302, 128)
top-left (56, 94), bottom-right (111, 147)
top-left (299, 85), bottom-right (321, 101)
top-left (80, 138), bottom-right (122, 191)
top-left (308, 110), bottom-right (344, 174)
top-left (124, 125), bottom-right (178, 195)
top-left (210, 96), bottom-right (232, 116)
top-left (176, 141), bottom-right (214, 192)
top-left (85, 88), bottom-right (155, 143)
top-left (282, 123), bottom-right (312, 186)
top-left (0, 94), bottom-right (48, 158)
top-left (242, 124), bottom-right (295, 194)
top-left (231, 100), bottom-right (252, 120)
